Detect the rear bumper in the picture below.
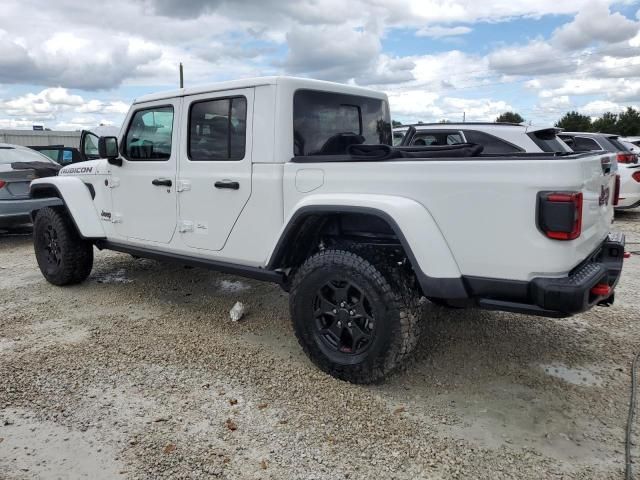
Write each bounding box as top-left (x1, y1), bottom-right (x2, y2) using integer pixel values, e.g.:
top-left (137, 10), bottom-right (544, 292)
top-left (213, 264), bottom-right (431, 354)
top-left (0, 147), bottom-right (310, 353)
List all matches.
top-left (466, 233), bottom-right (625, 318)
top-left (0, 197), bottom-right (64, 227)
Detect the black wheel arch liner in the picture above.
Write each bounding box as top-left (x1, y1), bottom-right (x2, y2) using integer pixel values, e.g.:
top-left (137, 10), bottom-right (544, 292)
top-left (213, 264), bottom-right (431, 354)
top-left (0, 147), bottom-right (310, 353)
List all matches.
top-left (267, 205), bottom-right (469, 300)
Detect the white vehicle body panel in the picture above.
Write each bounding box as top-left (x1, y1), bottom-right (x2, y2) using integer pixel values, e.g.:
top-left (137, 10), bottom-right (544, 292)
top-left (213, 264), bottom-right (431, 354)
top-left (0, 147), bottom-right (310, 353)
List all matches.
top-left (31, 174), bottom-right (106, 238)
top-left (177, 87), bottom-right (255, 251)
top-left (282, 156), bottom-right (615, 281)
top-left (278, 192), bottom-right (462, 278)
top-left (618, 164), bottom-right (640, 209)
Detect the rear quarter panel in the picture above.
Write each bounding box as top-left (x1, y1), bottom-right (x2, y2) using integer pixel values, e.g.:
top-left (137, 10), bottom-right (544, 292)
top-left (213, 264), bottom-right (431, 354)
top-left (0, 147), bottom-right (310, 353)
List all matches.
top-left (284, 155), bottom-right (614, 282)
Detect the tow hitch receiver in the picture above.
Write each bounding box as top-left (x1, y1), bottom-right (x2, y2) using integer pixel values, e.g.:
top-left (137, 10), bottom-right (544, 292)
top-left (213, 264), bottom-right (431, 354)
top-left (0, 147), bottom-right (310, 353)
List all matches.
top-left (597, 293), bottom-right (615, 307)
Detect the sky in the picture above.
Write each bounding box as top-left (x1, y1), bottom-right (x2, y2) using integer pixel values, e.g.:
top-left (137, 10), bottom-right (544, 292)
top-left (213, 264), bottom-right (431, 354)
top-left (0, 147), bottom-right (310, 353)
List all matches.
top-left (0, 0), bottom-right (639, 130)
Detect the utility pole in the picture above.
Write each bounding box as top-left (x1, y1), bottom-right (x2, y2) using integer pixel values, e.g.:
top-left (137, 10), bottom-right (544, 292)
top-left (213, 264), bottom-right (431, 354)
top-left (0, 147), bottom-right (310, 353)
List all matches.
top-left (179, 63), bottom-right (184, 88)
top-left (462, 111), bottom-right (466, 123)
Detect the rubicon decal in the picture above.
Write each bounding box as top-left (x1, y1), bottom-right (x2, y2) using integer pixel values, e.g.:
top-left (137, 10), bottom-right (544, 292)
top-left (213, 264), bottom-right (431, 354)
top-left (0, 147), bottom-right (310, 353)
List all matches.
top-left (61, 166), bottom-right (94, 175)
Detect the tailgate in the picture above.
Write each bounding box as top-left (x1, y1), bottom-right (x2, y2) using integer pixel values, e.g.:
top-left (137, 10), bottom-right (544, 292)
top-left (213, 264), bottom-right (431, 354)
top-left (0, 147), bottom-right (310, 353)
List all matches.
top-left (579, 152), bottom-right (617, 254)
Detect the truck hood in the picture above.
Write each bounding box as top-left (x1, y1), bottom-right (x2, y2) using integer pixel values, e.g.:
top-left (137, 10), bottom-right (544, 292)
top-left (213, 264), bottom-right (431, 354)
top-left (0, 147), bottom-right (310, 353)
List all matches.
top-left (59, 159), bottom-right (108, 176)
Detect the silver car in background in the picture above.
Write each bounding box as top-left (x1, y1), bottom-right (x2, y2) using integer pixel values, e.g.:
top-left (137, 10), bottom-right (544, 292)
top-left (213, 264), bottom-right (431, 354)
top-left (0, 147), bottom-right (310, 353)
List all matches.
top-left (0, 144), bottom-right (61, 229)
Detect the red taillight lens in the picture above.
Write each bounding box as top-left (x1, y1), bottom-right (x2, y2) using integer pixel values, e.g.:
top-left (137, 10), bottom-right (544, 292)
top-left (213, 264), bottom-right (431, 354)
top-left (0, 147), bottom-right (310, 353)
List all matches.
top-left (614, 174), bottom-right (621, 206)
top-left (538, 191), bottom-right (583, 241)
top-left (0, 180), bottom-right (6, 189)
top-left (617, 153), bottom-right (638, 164)
top-left (633, 171), bottom-right (640, 183)
top-left (590, 283), bottom-right (611, 296)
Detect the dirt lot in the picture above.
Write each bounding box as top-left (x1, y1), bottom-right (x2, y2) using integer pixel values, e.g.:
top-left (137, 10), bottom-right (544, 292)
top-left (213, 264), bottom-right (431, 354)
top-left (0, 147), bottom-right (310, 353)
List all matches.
top-left (0, 211), bottom-right (639, 480)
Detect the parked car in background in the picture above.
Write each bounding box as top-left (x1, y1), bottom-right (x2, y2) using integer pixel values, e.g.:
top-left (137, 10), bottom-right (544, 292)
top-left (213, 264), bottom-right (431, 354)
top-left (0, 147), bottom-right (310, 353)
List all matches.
top-left (29, 145), bottom-right (83, 165)
top-left (619, 138), bottom-right (640, 155)
top-left (395, 123), bottom-right (572, 153)
top-left (559, 132), bottom-right (640, 210)
top-left (0, 144), bottom-right (61, 229)
top-left (620, 136), bottom-right (640, 148)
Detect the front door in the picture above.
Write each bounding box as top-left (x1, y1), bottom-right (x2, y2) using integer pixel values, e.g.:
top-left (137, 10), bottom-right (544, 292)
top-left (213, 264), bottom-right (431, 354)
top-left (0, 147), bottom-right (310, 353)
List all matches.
top-left (177, 88), bottom-right (253, 251)
top-left (110, 99), bottom-right (181, 244)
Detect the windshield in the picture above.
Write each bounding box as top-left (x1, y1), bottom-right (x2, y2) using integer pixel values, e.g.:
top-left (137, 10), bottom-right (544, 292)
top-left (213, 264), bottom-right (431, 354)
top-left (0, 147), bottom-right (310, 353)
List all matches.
top-left (0, 146), bottom-right (55, 165)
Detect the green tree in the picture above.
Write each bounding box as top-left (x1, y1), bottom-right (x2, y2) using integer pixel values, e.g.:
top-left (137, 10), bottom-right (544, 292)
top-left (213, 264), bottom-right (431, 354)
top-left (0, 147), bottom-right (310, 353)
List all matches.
top-left (555, 111), bottom-right (592, 132)
top-left (591, 112), bottom-right (618, 133)
top-left (495, 112), bottom-right (524, 123)
top-left (391, 120), bottom-right (402, 128)
top-left (616, 107), bottom-right (640, 136)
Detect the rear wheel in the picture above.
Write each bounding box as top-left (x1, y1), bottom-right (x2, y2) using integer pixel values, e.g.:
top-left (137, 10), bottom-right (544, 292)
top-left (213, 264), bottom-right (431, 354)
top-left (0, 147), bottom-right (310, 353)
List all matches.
top-left (289, 249), bottom-right (423, 384)
top-left (33, 207), bottom-right (93, 286)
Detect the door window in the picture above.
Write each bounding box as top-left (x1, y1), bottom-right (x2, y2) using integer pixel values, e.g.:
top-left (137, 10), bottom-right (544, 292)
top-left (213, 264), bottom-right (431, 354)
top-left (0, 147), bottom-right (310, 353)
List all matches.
top-left (411, 131), bottom-right (464, 146)
top-left (188, 97), bottom-right (247, 161)
top-left (462, 130), bottom-right (523, 154)
top-left (124, 106), bottom-right (174, 161)
top-left (572, 136), bottom-right (601, 152)
top-left (82, 133), bottom-right (100, 160)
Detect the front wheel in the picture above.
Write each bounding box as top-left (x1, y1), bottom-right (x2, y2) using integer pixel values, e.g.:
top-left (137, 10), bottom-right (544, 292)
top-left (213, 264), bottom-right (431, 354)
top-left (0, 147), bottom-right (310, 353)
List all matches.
top-left (33, 207), bottom-right (94, 286)
top-left (289, 249), bottom-right (423, 384)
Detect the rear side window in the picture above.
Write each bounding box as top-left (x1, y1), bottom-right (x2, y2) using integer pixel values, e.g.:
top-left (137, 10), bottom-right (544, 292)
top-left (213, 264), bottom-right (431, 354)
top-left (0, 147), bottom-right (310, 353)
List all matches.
top-left (124, 106), bottom-right (174, 161)
top-left (293, 90), bottom-right (392, 156)
top-left (412, 131), bottom-right (464, 146)
top-left (392, 131), bottom-right (406, 146)
top-left (461, 130), bottom-right (523, 154)
top-left (527, 130), bottom-right (567, 152)
top-left (571, 136), bottom-right (601, 152)
top-left (189, 97), bottom-right (247, 161)
top-left (608, 137), bottom-right (630, 152)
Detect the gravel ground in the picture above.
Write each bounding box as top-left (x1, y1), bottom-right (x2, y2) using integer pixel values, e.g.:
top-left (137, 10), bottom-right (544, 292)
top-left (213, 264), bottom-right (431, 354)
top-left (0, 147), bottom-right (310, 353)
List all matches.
top-left (0, 211), bottom-right (639, 480)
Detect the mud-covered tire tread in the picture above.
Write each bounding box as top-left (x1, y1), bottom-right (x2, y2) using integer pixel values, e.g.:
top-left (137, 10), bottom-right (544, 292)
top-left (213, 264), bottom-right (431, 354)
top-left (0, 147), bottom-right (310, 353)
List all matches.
top-left (33, 207), bottom-right (93, 286)
top-left (289, 249), bottom-right (423, 384)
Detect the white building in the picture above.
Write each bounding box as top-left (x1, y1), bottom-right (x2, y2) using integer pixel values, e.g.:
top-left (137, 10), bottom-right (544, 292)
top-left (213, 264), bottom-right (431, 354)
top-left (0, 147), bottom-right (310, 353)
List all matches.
top-left (0, 129), bottom-right (81, 148)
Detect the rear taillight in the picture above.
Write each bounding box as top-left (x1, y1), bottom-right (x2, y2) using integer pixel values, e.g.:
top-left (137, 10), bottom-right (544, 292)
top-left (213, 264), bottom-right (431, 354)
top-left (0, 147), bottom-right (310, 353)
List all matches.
top-left (614, 174), bottom-right (621, 206)
top-left (0, 180), bottom-right (5, 189)
top-left (617, 152), bottom-right (638, 164)
top-left (538, 192), bottom-right (583, 241)
top-left (633, 171), bottom-right (640, 183)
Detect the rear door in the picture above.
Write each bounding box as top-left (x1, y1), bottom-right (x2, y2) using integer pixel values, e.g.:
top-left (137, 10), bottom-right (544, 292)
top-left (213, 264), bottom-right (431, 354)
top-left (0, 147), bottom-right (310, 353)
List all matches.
top-left (177, 88), bottom-right (253, 251)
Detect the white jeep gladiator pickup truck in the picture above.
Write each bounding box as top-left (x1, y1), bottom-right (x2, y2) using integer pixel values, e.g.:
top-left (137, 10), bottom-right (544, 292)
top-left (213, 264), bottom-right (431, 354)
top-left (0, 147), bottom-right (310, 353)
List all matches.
top-left (29, 76), bottom-right (625, 383)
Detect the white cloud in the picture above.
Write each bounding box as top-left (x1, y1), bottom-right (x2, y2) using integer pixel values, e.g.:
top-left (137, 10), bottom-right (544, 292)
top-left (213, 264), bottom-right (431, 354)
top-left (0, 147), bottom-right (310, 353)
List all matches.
top-left (416, 25), bottom-right (472, 38)
top-left (553, 1), bottom-right (639, 50)
top-left (488, 40), bottom-right (575, 75)
top-left (579, 99), bottom-right (628, 116)
top-left (0, 88), bottom-right (129, 129)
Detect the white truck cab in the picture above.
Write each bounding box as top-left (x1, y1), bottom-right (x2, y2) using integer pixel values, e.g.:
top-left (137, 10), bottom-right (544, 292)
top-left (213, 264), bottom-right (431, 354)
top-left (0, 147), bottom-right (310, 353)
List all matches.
top-left (29, 76), bottom-right (626, 383)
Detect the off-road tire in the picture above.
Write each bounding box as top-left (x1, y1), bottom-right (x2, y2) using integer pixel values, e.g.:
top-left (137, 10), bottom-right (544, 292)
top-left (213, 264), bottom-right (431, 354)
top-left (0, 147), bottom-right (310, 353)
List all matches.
top-left (289, 249), bottom-right (424, 384)
top-left (33, 207), bottom-right (93, 286)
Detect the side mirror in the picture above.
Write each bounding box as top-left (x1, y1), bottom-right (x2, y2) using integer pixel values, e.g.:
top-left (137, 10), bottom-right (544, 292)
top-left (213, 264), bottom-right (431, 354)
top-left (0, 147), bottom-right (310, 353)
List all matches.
top-left (98, 136), bottom-right (122, 166)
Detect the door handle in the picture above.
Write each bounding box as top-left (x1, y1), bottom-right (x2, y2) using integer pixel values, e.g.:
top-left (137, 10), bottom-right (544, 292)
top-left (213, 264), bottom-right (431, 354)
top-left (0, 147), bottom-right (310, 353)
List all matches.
top-left (152, 178), bottom-right (172, 187)
top-left (215, 181), bottom-right (240, 190)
